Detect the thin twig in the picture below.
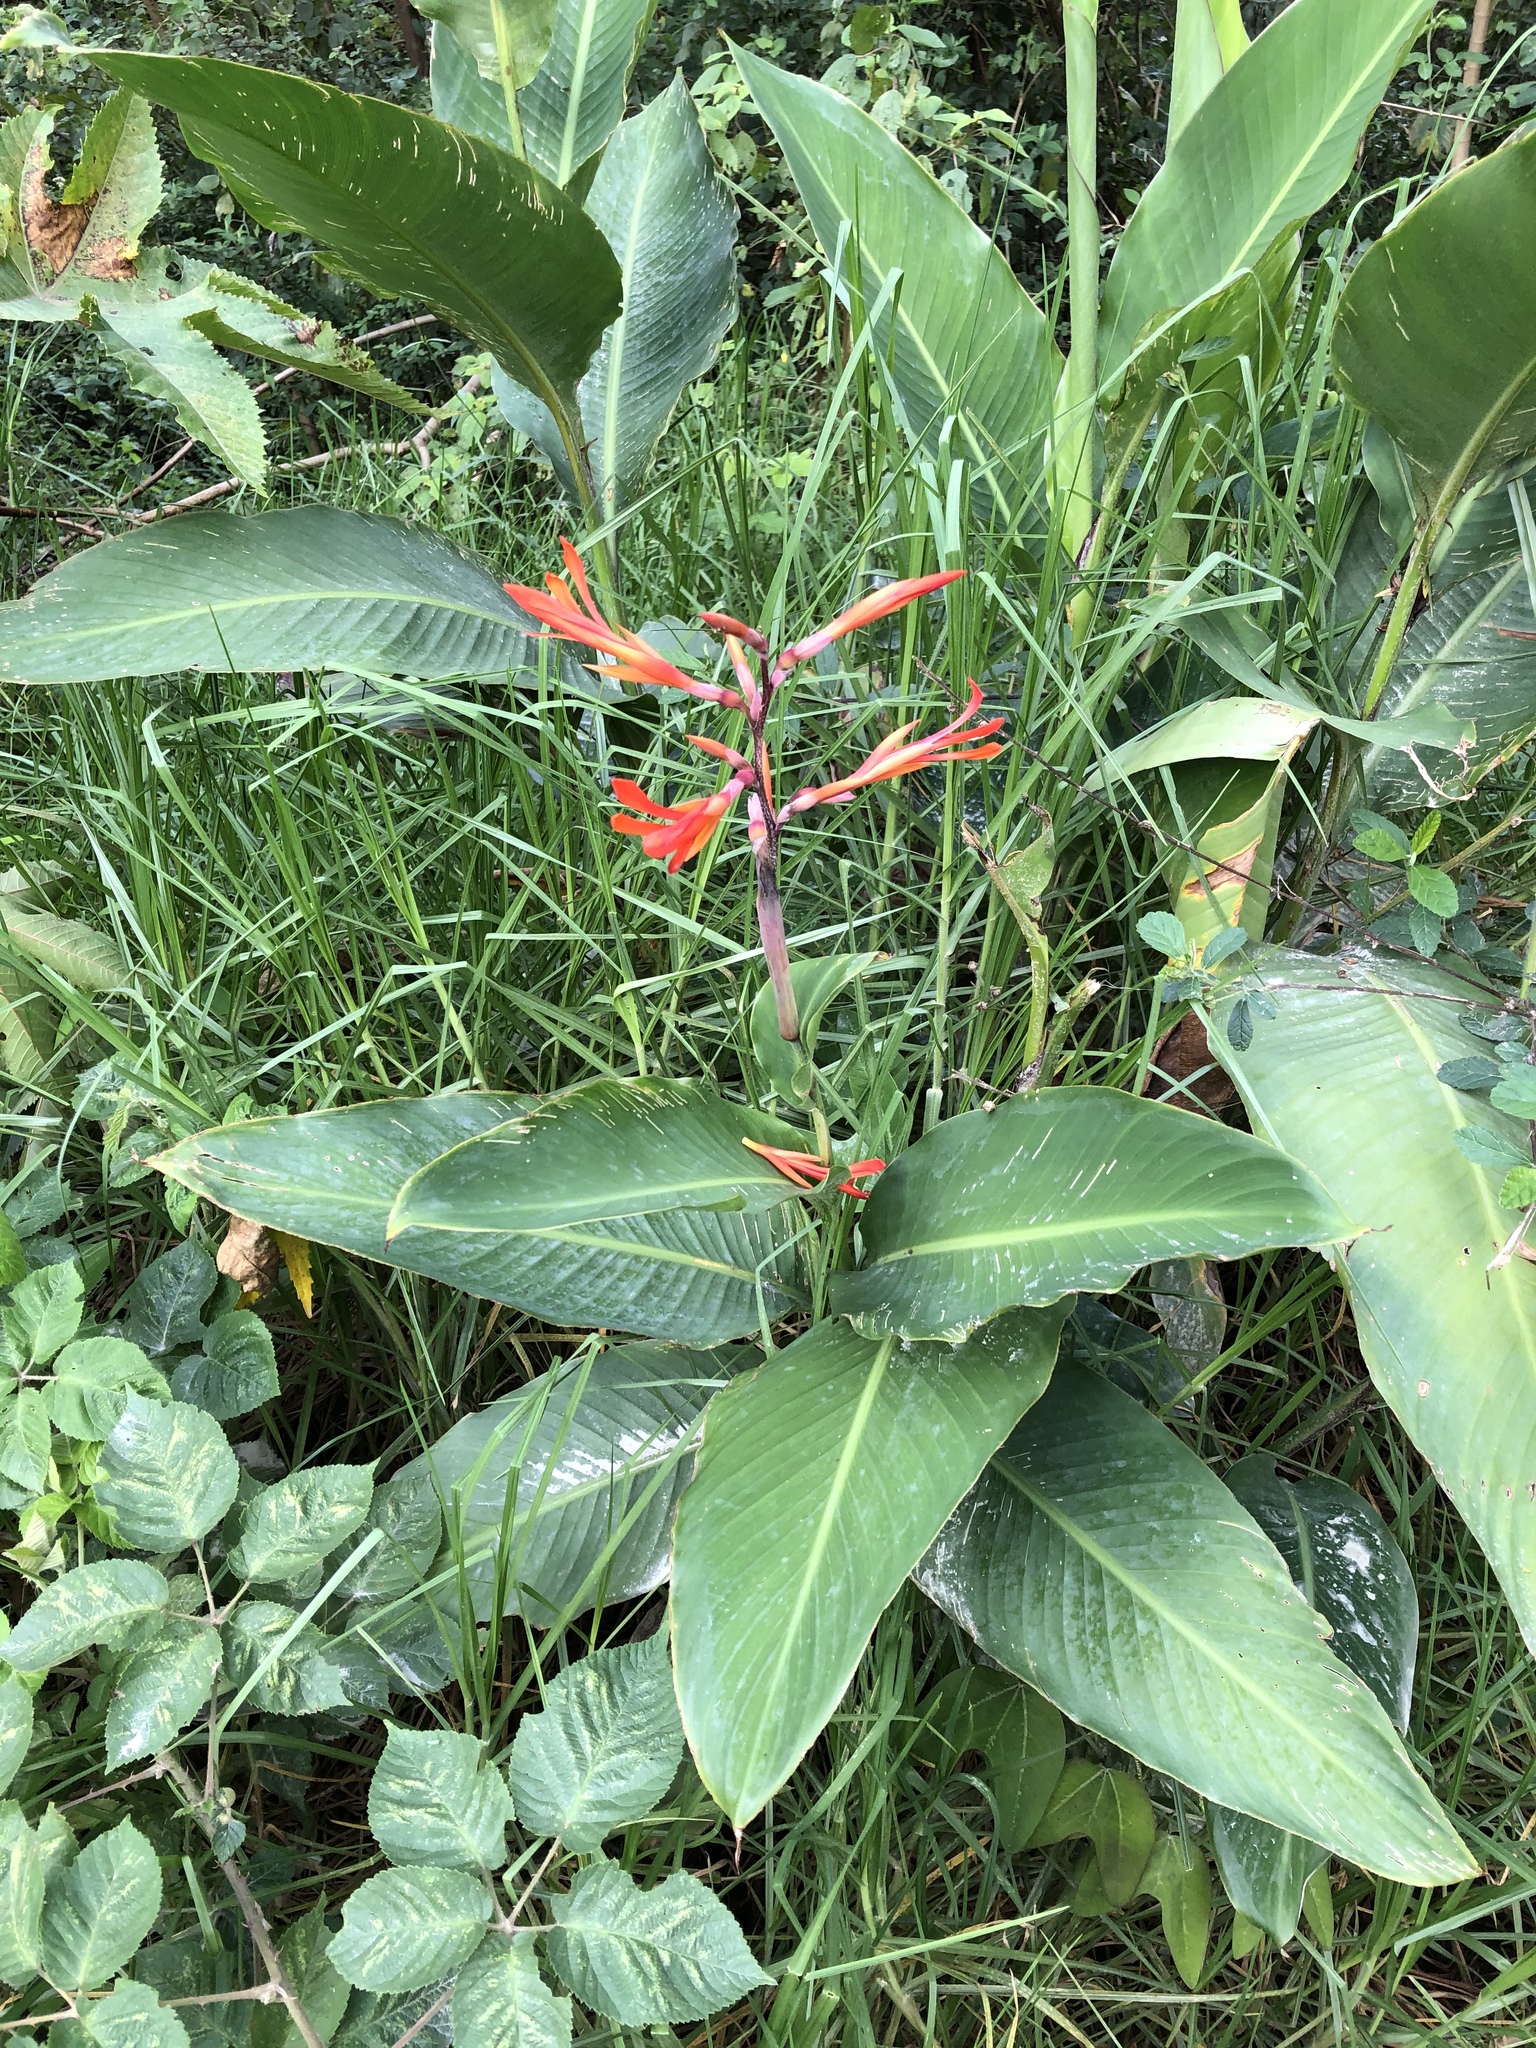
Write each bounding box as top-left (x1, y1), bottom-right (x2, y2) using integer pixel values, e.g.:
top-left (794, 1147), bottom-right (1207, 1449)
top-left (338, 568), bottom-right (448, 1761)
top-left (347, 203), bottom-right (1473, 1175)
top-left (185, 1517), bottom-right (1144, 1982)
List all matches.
top-left (388, 1989), bottom-right (454, 2048)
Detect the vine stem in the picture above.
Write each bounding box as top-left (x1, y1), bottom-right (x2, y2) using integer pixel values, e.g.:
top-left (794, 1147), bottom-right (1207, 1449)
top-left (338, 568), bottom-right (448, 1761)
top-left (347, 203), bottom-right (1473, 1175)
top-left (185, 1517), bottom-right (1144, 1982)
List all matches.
top-left (158, 1754), bottom-right (326, 2048)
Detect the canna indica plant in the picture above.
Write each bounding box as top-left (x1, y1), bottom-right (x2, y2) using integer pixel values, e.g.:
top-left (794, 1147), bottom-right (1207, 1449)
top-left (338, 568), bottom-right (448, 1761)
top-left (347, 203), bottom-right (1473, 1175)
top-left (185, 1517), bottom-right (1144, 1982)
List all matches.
top-left (144, 543), bottom-right (1477, 1948)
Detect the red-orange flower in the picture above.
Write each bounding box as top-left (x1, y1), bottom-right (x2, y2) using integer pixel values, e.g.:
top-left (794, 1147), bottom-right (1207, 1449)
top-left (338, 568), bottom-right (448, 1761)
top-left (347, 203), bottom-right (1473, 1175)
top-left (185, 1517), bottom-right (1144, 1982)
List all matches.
top-left (742, 1139), bottom-right (886, 1199)
top-left (609, 773), bottom-right (749, 873)
top-left (775, 568), bottom-right (965, 675)
top-left (782, 680), bottom-right (1004, 816)
top-left (506, 539), bottom-right (743, 708)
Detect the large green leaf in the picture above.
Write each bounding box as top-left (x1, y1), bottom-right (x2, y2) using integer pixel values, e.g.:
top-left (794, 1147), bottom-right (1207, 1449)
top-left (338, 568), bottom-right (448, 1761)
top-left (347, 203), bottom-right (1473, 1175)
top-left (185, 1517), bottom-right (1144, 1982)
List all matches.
top-left (1365, 557), bottom-right (1536, 805)
top-left (93, 278), bottom-right (268, 491)
top-left (520, 0), bottom-right (650, 188)
top-left (4, 1560), bottom-right (169, 1673)
top-left (388, 1078), bottom-right (804, 1232)
top-left (155, 1088), bottom-right (799, 1343)
top-left (230, 1463), bottom-right (376, 1584)
top-left (1334, 131), bottom-right (1536, 520)
top-left (38, 1817), bottom-right (163, 1991)
top-left (429, 19), bottom-right (519, 148)
top-left (913, 1361), bottom-right (1472, 1882)
top-left (367, 1725), bottom-right (513, 1871)
top-left (831, 1087), bottom-right (1351, 1342)
top-left (1208, 1804), bottom-right (1325, 1947)
top-left (1210, 947), bottom-right (1536, 1655)
top-left (178, 264), bottom-right (423, 411)
top-left (494, 75), bottom-right (736, 514)
top-left (1101, 0), bottom-right (1429, 389)
top-left (671, 1307), bottom-right (1065, 1827)
top-left (95, 1393), bottom-right (240, 1549)
top-left (453, 1932), bottom-right (573, 2048)
top-left (417, 0), bottom-right (558, 95)
top-left (103, 1614), bottom-right (223, 1767)
top-left (401, 1342), bottom-right (738, 1622)
top-left (1168, 0), bottom-right (1248, 146)
top-left (88, 51), bottom-right (621, 415)
top-left (0, 509), bottom-right (547, 687)
top-left (328, 1866), bottom-right (491, 1992)
top-left (735, 47), bottom-right (1057, 520)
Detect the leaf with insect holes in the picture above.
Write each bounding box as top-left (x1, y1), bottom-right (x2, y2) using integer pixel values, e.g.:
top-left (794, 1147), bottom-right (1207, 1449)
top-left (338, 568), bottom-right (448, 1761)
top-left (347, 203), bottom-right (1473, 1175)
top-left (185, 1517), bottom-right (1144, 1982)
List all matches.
top-left (367, 1726), bottom-right (513, 1872)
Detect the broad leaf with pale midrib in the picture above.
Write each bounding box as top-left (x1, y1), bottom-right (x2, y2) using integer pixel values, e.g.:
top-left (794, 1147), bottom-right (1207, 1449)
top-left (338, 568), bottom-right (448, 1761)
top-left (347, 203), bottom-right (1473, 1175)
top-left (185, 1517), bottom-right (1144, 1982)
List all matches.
top-left (913, 1360), bottom-right (1472, 1883)
top-left (154, 1088), bottom-right (801, 1343)
top-left (1211, 947), bottom-right (1536, 1658)
top-left (831, 1086), bottom-right (1351, 1341)
top-left (671, 1307), bottom-right (1065, 1827)
top-left (520, 0), bottom-right (651, 187)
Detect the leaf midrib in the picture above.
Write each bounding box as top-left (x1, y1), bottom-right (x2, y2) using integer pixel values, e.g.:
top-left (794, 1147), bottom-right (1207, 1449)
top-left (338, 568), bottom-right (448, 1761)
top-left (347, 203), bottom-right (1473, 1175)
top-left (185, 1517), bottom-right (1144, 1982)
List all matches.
top-left (10, 584), bottom-right (524, 652)
top-left (867, 1195), bottom-right (1319, 1266)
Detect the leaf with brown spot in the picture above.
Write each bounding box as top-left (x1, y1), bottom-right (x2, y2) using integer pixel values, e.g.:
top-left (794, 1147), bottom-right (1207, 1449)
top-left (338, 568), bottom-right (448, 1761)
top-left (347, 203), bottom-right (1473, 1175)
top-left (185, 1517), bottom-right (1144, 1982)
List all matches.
top-left (217, 1215), bottom-right (280, 1301)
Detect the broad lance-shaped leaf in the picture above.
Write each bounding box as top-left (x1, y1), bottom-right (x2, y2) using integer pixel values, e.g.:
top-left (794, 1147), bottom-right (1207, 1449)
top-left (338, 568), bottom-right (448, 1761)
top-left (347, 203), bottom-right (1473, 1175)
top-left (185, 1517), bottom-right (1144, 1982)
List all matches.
top-left (831, 1086), bottom-right (1351, 1342)
top-left (1334, 130), bottom-right (1536, 521)
top-left (494, 75), bottom-right (737, 515)
top-left (154, 1090), bottom-right (801, 1344)
top-left (671, 1307), bottom-right (1065, 1827)
top-left (400, 1342), bottom-right (742, 1623)
top-left (1100, 0), bottom-right (1429, 391)
top-left (368, 1725), bottom-right (513, 1871)
top-left (1168, 0), bottom-right (1248, 145)
top-left (545, 1857), bottom-right (770, 2025)
top-left (1210, 947), bottom-right (1536, 1656)
top-left (0, 509), bottom-right (548, 688)
top-left (417, 0), bottom-right (558, 96)
top-left (913, 1361), bottom-right (1473, 1883)
top-left (87, 51), bottom-right (621, 418)
top-left (748, 951), bottom-right (891, 1105)
top-left (509, 1629), bottom-right (681, 1848)
top-left (388, 1078), bottom-right (805, 1232)
top-left (520, 0), bottom-right (651, 188)
top-left (429, 20), bottom-right (519, 151)
top-left (735, 46), bottom-right (1058, 522)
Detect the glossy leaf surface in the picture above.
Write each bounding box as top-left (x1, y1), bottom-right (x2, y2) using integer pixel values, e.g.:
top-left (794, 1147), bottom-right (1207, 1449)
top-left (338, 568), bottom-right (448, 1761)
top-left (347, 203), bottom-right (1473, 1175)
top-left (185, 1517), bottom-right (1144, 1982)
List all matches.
top-left (735, 47), bottom-right (1057, 519)
top-left (0, 509), bottom-right (544, 687)
top-left (832, 1088), bottom-right (1350, 1341)
top-left (1334, 130), bottom-right (1536, 515)
top-left (1208, 1804), bottom-right (1325, 1946)
top-left (1211, 947), bottom-right (1536, 1654)
top-left (913, 1361), bottom-right (1472, 1881)
top-left (402, 1342), bottom-right (738, 1622)
top-left (90, 52), bottom-right (622, 409)
top-left (155, 1090), bottom-right (799, 1343)
top-left (671, 1307), bottom-right (1065, 1826)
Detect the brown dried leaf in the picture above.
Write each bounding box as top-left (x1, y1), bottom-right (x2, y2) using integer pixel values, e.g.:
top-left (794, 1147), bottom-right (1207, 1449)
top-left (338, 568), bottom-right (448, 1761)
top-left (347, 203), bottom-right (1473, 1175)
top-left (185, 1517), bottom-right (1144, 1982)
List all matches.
top-left (217, 1214), bottom-right (280, 1300)
top-left (1144, 1011), bottom-right (1238, 1116)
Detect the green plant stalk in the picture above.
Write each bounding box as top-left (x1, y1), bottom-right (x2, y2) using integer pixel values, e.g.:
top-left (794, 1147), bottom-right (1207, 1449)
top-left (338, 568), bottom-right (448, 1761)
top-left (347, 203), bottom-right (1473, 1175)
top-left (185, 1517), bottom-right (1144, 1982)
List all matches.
top-left (1061, 0), bottom-right (1101, 635)
top-left (487, 0), bottom-right (530, 159)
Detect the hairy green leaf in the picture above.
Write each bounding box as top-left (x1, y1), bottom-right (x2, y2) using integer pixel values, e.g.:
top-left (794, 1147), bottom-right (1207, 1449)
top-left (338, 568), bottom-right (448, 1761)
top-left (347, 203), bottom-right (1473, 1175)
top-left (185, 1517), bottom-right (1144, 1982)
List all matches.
top-left (38, 1817), bottom-right (162, 1991)
top-left (367, 1726), bottom-right (513, 1872)
top-left (96, 1394), bottom-right (240, 1549)
top-left (104, 1615), bottom-right (223, 1766)
top-left (328, 1866), bottom-right (491, 1992)
top-left (508, 1630), bottom-right (681, 1849)
top-left (4, 1560), bottom-right (169, 1672)
top-left (232, 1465), bottom-right (375, 1585)
top-left (452, 1931), bottom-right (573, 2048)
top-left (545, 1858), bottom-right (770, 2024)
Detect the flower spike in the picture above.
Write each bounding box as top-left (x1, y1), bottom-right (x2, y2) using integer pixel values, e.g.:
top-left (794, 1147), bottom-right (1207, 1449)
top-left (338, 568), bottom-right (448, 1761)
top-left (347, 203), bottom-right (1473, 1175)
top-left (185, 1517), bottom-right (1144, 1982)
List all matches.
top-left (610, 771), bottom-right (751, 873)
top-left (782, 681), bottom-right (1004, 816)
top-left (700, 610), bottom-right (769, 656)
top-left (776, 569), bottom-right (965, 674)
top-left (742, 1139), bottom-right (886, 1199)
top-left (506, 540), bottom-right (743, 709)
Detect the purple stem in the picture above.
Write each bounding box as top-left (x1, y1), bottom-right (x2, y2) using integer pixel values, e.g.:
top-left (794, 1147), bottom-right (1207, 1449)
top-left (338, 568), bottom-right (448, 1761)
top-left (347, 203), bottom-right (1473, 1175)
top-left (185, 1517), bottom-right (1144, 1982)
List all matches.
top-left (755, 856), bottom-right (800, 1042)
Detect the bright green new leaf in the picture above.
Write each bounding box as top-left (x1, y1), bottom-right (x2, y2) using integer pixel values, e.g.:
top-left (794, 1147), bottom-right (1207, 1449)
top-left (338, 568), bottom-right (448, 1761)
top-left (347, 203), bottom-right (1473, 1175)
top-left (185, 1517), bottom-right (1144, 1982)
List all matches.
top-left (390, 1078), bottom-right (804, 1234)
top-left (154, 1090), bottom-right (799, 1344)
top-left (832, 1087), bottom-right (1351, 1342)
top-left (1407, 866), bottom-right (1458, 919)
top-left (453, 1931), bottom-right (573, 2048)
top-left (367, 1726), bottom-right (513, 1872)
top-left (170, 1311), bottom-right (279, 1422)
top-left (520, 0), bottom-right (650, 187)
top-left (545, 1857), bottom-right (770, 2025)
top-left (104, 1615), bottom-right (223, 1766)
top-left (1211, 948), bottom-right (1536, 1657)
top-left (735, 46), bottom-right (1058, 520)
top-left (1334, 130), bottom-right (1536, 521)
top-left (4, 1560), bottom-right (169, 1672)
top-left (47, 1338), bottom-right (169, 1441)
top-left (403, 1342), bottom-right (735, 1622)
top-left (0, 1807), bottom-right (43, 1987)
top-left (494, 75), bottom-right (737, 515)
top-left (672, 1307), bottom-right (1064, 1825)
top-left (1031, 1761), bottom-right (1157, 1907)
top-left (0, 509), bottom-right (550, 688)
top-left (508, 1630), bottom-right (681, 1849)
top-left (1101, 0), bottom-right (1429, 390)
top-left (95, 1394), bottom-right (240, 1549)
top-left (914, 1362), bottom-right (1473, 1882)
top-left (1168, 0), bottom-right (1248, 144)
top-left (0, 1679), bottom-right (33, 1800)
top-left (38, 1817), bottom-right (162, 1990)
top-left (232, 1464), bottom-right (375, 1585)
top-left (87, 52), bottom-right (622, 417)
top-left (328, 1866), bottom-right (491, 1992)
